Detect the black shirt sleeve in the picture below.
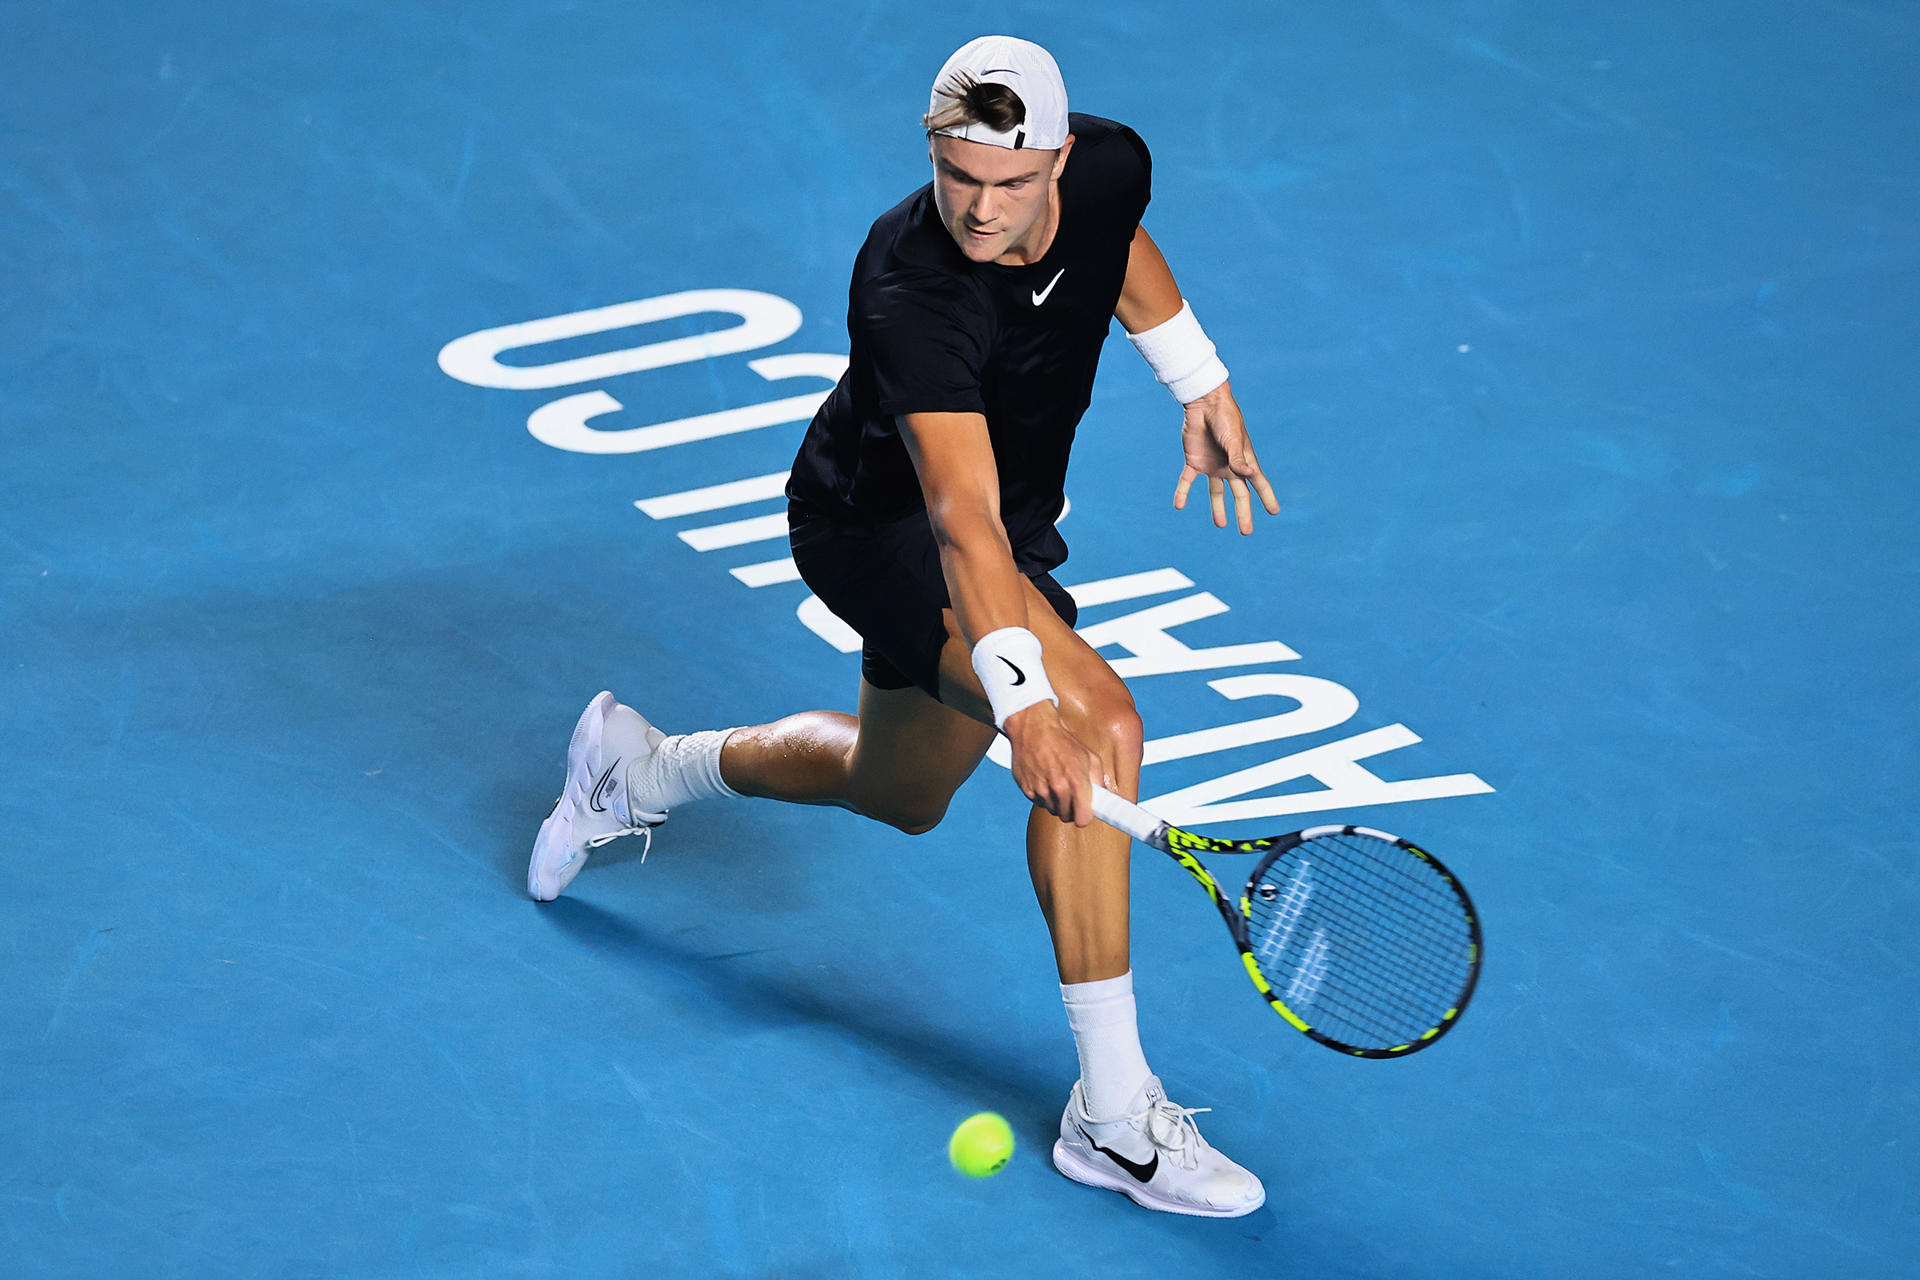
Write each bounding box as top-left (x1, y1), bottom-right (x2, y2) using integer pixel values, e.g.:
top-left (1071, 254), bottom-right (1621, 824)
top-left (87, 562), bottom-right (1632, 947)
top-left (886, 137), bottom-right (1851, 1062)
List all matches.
top-left (1065, 115), bottom-right (1152, 234)
top-left (1111, 123), bottom-right (1152, 230)
top-left (858, 269), bottom-right (994, 417)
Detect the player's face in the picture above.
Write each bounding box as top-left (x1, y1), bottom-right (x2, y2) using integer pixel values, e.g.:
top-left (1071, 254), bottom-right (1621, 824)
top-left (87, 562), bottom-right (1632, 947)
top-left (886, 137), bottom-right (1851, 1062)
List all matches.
top-left (929, 135), bottom-right (1073, 265)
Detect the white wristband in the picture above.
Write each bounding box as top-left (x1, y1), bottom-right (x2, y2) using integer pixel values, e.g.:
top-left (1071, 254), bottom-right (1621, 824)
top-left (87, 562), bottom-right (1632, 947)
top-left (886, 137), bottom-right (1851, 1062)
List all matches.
top-left (1126, 299), bottom-right (1229, 404)
top-left (970, 627), bottom-right (1059, 730)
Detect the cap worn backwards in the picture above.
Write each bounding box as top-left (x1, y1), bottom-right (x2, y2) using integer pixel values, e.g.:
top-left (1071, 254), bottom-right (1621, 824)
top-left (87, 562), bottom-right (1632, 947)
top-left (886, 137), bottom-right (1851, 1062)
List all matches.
top-left (927, 35), bottom-right (1070, 151)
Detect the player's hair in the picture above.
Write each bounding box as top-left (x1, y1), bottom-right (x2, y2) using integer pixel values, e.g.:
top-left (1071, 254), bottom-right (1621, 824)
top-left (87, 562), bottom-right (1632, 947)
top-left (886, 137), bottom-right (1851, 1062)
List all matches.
top-left (922, 71), bottom-right (1027, 135)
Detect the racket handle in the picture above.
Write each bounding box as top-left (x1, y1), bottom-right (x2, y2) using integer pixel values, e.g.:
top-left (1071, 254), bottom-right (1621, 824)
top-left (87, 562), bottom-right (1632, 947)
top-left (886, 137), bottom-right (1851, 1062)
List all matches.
top-left (1090, 785), bottom-right (1169, 846)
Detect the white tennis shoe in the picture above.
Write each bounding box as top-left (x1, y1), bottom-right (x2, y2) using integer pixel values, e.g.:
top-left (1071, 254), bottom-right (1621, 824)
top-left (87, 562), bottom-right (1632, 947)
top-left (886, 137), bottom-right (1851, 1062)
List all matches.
top-left (527, 691), bottom-right (668, 901)
top-left (1052, 1075), bottom-right (1266, 1218)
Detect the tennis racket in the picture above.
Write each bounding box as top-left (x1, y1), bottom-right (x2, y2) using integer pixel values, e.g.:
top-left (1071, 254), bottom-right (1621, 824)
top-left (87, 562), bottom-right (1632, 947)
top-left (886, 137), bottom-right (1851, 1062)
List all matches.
top-left (1091, 786), bottom-right (1482, 1058)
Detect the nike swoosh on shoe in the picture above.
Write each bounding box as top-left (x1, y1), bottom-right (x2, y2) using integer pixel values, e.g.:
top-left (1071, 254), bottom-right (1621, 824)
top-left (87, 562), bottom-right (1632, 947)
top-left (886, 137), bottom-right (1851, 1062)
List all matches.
top-left (588, 758), bottom-right (622, 813)
top-left (1078, 1122), bottom-right (1158, 1183)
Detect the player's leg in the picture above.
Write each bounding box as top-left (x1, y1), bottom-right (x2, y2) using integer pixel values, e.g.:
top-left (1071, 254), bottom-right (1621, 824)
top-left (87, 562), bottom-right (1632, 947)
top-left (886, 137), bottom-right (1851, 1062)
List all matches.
top-left (717, 676), bottom-right (996, 834)
top-left (699, 506), bottom-right (1001, 832)
top-left (528, 682), bottom-right (991, 900)
top-left (928, 576), bottom-right (1141, 986)
top-left (530, 503), bottom-right (1000, 899)
top-left (929, 580), bottom-right (1265, 1217)
top-left (527, 526), bottom-right (1000, 901)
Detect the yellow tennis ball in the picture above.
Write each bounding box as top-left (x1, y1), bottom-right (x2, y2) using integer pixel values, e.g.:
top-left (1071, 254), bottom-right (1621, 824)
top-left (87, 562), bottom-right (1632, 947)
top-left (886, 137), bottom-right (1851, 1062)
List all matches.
top-left (949, 1111), bottom-right (1015, 1178)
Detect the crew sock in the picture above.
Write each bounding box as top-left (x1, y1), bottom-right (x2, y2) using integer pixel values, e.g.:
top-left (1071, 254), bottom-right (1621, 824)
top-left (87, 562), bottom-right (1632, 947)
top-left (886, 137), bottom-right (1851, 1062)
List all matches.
top-left (620, 728), bottom-right (740, 823)
top-left (1061, 970), bottom-right (1153, 1119)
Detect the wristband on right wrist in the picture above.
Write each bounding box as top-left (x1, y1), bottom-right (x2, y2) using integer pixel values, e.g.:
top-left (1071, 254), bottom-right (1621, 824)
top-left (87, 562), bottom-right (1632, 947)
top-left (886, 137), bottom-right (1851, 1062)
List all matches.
top-left (1126, 299), bottom-right (1230, 404)
top-left (970, 626), bottom-right (1059, 730)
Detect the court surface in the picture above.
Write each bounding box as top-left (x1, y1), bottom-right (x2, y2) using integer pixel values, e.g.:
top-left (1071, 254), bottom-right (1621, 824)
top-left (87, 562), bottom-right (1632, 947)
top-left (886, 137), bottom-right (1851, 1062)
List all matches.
top-left (5, 2), bottom-right (1916, 1276)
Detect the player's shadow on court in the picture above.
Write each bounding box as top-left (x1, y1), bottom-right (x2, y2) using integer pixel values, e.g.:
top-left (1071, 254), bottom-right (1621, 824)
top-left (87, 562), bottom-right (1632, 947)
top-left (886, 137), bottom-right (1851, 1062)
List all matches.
top-left (544, 898), bottom-right (1282, 1251)
top-left (538, 896), bottom-right (1068, 1130)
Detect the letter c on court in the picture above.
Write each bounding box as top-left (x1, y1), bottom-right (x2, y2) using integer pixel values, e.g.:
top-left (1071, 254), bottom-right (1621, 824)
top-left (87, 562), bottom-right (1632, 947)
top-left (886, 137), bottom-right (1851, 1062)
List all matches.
top-left (436, 289), bottom-right (804, 390)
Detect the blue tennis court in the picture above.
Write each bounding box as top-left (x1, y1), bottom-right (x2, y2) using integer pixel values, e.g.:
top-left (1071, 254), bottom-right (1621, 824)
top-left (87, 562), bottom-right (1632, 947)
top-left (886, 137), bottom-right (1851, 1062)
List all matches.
top-left (5, 1), bottom-right (1915, 1275)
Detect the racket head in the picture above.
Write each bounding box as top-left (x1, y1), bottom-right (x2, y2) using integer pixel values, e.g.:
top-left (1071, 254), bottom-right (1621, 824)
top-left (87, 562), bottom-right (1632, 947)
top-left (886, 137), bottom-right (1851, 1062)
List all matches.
top-left (1236, 824), bottom-right (1482, 1058)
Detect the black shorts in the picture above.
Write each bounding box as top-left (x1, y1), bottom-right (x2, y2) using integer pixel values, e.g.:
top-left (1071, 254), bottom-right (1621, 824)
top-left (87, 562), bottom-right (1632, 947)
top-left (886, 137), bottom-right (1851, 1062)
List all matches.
top-left (788, 503), bottom-right (1079, 699)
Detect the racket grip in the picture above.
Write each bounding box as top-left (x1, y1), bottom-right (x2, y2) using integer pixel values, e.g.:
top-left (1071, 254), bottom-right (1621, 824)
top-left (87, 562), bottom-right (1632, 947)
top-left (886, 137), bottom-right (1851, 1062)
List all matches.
top-left (1090, 785), bottom-right (1167, 846)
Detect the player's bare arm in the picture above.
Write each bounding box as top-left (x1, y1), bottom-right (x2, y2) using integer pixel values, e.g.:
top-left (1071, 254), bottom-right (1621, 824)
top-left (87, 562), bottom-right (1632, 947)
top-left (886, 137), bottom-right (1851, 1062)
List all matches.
top-left (1113, 225), bottom-right (1183, 332)
top-left (898, 410), bottom-right (1104, 826)
top-left (1116, 226), bottom-right (1282, 534)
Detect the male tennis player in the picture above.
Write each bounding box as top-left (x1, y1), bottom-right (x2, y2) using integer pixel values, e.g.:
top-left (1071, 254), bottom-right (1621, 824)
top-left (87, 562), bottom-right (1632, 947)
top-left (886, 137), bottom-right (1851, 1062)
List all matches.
top-left (529, 35), bottom-right (1279, 1218)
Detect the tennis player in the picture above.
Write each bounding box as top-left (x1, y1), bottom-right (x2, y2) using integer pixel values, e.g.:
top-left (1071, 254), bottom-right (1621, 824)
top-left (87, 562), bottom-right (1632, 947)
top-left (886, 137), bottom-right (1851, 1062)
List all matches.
top-left (529, 35), bottom-right (1280, 1218)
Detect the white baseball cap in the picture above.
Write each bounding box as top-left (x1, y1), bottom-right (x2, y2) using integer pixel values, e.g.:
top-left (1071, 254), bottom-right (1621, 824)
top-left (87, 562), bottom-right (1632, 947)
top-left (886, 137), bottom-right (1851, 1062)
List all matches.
top-left (927, 35), bottom-right (1070, 151)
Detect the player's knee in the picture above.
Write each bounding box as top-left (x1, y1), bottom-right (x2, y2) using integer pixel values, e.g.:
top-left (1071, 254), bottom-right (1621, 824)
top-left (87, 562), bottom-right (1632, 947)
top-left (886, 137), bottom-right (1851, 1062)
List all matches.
top-left (874, 798), bottom-right (949, 836)
top-left (864, 790), bottom-right (952, 840)
top-left (1086, 700), bottom-right (1144, 775)
top-left (1112, 705), bottom-right (1144, 767)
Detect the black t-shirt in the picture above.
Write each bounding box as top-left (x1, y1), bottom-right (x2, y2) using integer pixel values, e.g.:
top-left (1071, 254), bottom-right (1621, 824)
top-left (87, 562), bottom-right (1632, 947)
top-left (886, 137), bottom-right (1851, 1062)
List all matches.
top-left (787, 113), bottom-right (1152, 573)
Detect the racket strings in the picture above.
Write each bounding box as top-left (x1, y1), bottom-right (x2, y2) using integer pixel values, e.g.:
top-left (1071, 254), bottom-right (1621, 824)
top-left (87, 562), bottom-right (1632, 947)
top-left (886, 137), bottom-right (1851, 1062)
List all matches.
top-left (1258, 853), bottom-right (1472, 1008)
top-left (1261, 916), bottom-right (1458, 1032)
top-left (1257, 865), bottom-right (1462, 959)
top-left (1250, 912), bottom-right (1464, 1046)
top-left (1255, 899), bottom-right (1458, 1006)
top-left (1260, 867), bottom-right (1468, 992)
top-left (1255, 892), bottom-right (1472, 1042)
top-left (1296, 836), bottom-right (1468, 962)
top-left (1243, 832), bottom-right (1475, 1049)
top-left (1280, 948), bottom-right (1456, 1040)
top-left (1249, 851), bottom-right (1466, 991)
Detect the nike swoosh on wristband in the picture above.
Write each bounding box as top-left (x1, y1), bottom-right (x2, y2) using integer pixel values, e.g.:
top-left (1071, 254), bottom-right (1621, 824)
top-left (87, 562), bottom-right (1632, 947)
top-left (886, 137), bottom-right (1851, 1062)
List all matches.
top-left (1077, 1122), bottom-right (1158, 1183)
top-left (588, 758), bottom-right (622, 813)
top-left (1031, 268), bottom-right (1066, 306)
top-left (998, 656), bottom-right (1027, 686)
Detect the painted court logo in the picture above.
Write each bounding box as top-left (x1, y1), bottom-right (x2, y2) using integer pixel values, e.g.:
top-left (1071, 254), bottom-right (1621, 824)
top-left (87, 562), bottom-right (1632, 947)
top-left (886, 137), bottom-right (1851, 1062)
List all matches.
top-left (436, 287), bottom-right (1494, 828)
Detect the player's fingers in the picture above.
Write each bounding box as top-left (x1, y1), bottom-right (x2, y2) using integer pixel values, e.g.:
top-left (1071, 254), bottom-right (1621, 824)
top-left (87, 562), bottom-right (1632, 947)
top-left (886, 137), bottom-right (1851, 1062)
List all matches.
top-left (1173, 464), bottom-right (1198, 510)
top-left (1225, 439), bottom-right (1283, 517)
top-left (1209, 474), bottom-right (1227, 528)
top-left (1017, 762), bottom-right (1063, 819)
top-left (1071, 762), bottom-right (1095, 827)
top-left (1230, 473), bottom-right (1254, 535)
top-left (1251, 467), bottom-right (1281, 515)
top-left (1049, 773), bottom-right (1081, 827)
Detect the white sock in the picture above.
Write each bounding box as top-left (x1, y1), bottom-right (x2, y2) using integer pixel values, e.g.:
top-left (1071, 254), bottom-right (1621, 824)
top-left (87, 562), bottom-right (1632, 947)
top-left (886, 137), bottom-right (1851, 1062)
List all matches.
top-left (1061, 970), bottom-right (1153, 1119)
top-left (622, 728), bottom-right (741, 820)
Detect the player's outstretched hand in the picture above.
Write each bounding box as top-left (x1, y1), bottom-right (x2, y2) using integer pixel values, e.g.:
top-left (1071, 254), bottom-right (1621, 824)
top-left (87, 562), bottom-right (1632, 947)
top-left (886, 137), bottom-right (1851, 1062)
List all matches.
top-left (1173, 382), bottom-right (1281, 534)
top-left (1003, 701), bottom-right (1104, 827)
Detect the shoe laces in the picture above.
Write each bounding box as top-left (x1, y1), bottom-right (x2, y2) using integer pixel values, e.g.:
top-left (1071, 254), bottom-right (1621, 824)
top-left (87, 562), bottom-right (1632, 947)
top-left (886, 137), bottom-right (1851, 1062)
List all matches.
top-left (584, 805), bottom-right (667, 862)
top-left (1133, 1097), bottom-right (1212, 1172)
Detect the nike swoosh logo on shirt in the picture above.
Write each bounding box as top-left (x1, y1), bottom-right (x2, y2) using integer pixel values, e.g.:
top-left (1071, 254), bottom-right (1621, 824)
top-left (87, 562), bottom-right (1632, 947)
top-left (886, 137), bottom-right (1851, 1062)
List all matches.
top-left (589, 758), bottom-right (622, 813)
top-left (1031, 268), bottom-right (1066, 306)
top-left (1076, 1121), bottom-right (1158, 1183)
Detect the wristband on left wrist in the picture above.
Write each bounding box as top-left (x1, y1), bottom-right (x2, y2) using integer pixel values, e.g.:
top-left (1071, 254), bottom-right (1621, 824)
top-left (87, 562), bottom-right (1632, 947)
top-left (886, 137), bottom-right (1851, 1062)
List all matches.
top-left (1127, 299), bottom-right (1230, 404)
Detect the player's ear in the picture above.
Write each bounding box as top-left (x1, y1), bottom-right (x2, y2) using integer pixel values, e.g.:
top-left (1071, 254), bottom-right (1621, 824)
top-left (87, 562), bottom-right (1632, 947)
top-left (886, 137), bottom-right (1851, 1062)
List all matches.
top-left (1050, 135), bottom-right (1075, 180)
